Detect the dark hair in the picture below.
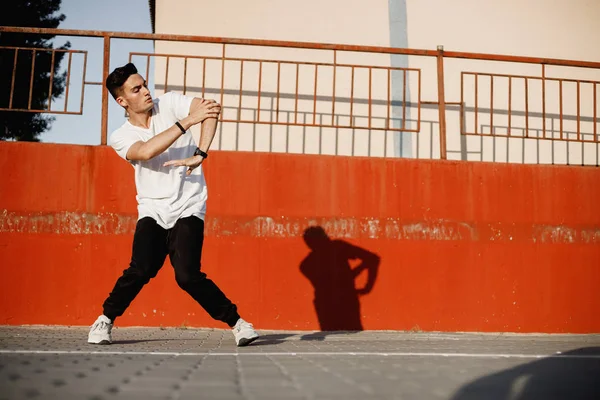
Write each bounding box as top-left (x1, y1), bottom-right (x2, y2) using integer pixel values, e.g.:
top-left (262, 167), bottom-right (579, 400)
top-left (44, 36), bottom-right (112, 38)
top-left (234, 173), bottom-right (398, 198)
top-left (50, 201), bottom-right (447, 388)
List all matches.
top-left (105, 63), bottom-right (138, 99)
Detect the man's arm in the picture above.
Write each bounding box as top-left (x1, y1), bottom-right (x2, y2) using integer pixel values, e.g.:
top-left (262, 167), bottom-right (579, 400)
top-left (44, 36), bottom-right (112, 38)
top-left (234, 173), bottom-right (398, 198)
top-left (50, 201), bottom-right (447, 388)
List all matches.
top-left (163, 98), bottom-right (221, 175)
top-left (192, 97), bottom-right (218, 154)
top-left (126, 99), bottom-right (220, 161)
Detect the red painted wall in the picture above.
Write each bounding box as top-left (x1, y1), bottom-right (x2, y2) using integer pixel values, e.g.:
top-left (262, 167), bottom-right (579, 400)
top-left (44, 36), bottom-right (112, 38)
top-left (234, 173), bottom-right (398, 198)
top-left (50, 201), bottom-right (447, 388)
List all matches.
top-left (0, 141), bottom-right (598, 333)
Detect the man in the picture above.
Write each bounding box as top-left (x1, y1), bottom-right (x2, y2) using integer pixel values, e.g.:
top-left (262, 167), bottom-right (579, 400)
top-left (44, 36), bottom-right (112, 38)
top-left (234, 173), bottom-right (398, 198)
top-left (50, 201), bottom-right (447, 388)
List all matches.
top-left (87, 63), bottom-right (258, 347)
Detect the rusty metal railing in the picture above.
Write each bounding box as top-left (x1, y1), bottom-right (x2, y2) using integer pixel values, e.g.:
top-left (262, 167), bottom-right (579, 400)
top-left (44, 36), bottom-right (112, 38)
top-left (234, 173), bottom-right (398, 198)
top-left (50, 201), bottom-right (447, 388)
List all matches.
top-left (461, 70), bottom-right (599, 143)
top-left (0, 46), bottom-right (91, 114)
top-left (128, 51), bottom-right (421, 134)
top-left (1, 26), bottom-right (599, 159)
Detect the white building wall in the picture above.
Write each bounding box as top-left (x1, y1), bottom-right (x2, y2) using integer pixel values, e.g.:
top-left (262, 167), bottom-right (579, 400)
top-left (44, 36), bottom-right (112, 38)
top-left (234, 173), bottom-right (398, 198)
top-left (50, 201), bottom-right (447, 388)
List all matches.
top-left (147, 0), bottom-right (600, 165)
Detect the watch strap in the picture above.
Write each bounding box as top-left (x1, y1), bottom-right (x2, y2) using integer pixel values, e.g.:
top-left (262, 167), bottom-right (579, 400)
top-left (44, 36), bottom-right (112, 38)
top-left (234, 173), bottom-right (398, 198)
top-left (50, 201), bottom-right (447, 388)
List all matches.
top-left (194, 148), bottom-right (208, 159)
top-left (175, 121), bottom-right (186, 134)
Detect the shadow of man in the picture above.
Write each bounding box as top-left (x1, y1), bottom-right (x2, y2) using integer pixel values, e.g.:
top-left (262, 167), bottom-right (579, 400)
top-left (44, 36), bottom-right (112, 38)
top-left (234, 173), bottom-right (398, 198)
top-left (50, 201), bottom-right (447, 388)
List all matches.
top-left (299, 226), bottom-right (380, 334)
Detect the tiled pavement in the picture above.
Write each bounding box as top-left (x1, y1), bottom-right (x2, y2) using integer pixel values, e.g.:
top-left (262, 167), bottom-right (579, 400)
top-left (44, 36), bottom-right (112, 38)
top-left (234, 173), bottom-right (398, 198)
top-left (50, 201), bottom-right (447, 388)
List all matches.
top-left (0, 326), bottom-right (599, 399)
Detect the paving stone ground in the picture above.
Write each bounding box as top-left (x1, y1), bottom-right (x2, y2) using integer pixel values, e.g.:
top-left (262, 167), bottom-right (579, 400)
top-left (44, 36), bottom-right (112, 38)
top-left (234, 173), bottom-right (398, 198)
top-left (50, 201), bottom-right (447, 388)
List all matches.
top-left (0, 326), bottom-right (598, 400)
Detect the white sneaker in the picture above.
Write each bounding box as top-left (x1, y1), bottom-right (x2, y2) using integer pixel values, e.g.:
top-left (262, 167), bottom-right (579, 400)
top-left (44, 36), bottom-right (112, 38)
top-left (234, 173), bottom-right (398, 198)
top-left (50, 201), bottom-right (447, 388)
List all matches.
top-left (232, 318), bottom-right (259, 347)
top-left (88, 315), bottom-right (113, 345)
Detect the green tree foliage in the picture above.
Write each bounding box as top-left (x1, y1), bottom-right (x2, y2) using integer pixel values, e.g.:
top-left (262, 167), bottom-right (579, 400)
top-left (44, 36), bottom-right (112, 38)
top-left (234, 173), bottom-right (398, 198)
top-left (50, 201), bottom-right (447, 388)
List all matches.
top-left (0, 0), bottom-right (70, 141)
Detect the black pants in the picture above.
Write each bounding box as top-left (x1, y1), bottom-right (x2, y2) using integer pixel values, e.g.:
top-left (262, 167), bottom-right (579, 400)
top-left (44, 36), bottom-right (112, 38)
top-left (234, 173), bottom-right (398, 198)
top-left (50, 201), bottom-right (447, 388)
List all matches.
top-left (102, 216), bottom-right (240, 327)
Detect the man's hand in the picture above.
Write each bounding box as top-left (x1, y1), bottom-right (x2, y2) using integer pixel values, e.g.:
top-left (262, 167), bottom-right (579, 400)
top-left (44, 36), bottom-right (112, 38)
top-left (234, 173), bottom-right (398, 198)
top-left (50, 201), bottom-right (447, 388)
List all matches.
top-left (187, 99), bottom-right (221, 125)
top-left (163, 155), bottom-right (204, 175)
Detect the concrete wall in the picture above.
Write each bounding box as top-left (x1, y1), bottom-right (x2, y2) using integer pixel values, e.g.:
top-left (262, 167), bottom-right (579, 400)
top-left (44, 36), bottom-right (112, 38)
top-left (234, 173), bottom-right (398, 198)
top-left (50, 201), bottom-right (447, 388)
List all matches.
top-left (144, 0), bottom-right (600, 164)
top-left (1, 141), bottom-right (598, 333)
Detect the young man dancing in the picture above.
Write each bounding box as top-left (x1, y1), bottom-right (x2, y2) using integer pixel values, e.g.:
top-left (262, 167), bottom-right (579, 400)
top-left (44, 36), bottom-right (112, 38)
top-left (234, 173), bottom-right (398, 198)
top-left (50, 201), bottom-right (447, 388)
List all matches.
top-left (87, 63), bottom-right (258, 347)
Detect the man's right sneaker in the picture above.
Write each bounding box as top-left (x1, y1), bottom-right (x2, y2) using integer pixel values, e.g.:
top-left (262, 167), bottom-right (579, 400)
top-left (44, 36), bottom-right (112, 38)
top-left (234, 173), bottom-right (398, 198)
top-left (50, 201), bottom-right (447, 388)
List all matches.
top-left (88, 315), bottom-right (113, 345)
top-left (232, 318), bottom-right (259, 347)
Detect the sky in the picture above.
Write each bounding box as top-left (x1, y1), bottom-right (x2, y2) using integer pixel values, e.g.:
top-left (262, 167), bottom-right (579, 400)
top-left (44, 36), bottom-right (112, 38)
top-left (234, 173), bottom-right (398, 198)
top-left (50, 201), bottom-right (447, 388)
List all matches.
top-left (42, 0), bottom-right (154, 145)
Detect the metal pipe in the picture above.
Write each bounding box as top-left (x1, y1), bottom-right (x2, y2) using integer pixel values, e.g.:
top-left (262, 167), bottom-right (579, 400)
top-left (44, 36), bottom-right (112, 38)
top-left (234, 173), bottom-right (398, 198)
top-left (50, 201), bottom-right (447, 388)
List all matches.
top-left (257, 61), bottom-right (262, 122)
top-left (474, 74), bottom-right (478, 135)
top-left (386, 68), bottom-right (390, 130)
top-left (350, 66), bottom-right (355, 127)
top-left (202, 58), bottom-right (206, 99)
top-left (276, 62), bottom-right (281, 123)
top-left (436, 46), bottom-right (448, 159)
top-left (47, 50), bottom-right (56, 111)
top-left (368, 67), bottom-right (372, 129)
top-left (63, 51), bottom-right (72, 112)
top-left (542, 65), bottom-right (546, 138)
top-left (220, 44), bottom-right (225, 118)
top-left (313, 64), bottom-right (318, 125)
top-left (460, 72), bottom-right (464, 135)
top-left (9, 48), bottom-right (18, 109)
top-left (559, 79), bottom-right (563, 140)
top-left (80, 51), bottom-right (88, 115)
top-left (525, 78), bottom-right (529, 138)
top-left (100, 36), bottom-right (110, 145)
top-left (164, 56), bottom-right (170, 93)
top-left (294, 64), bottom-right (299, 124)
top-left (182, 57), bottom-right (187, 95)
top-left (4, 26), bottom-right (600, 69)
top-left (331, 50), bottom-right (336, 126)
top-left (402, 69), bottom-right (407, 130)
top-left (238, 60), bottom-right (244, 121)
top-left (28, 49), bottom-right (36, 110)
top-left (417, 69), bottom-right (421, 133)
top-left (130, 51), bottom-right (418, 71)
top-left (576, 81), bottom-right (580, 141)
top-left (490, 75), bottom-right (494, 135)
top-left (594, 83), bottom-right (598, 143)
top-left (145, 54), bottom-right (150, 83)
top-left (508, 76), bottom-right (512, 136)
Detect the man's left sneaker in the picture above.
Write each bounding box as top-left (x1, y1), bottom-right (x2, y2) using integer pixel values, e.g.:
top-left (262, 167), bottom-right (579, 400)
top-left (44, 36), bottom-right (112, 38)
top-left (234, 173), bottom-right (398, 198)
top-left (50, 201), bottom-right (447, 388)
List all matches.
top-left (232, 318), bottom-right (259, 347)
top-left (88, 315), bottom-right (113, 345)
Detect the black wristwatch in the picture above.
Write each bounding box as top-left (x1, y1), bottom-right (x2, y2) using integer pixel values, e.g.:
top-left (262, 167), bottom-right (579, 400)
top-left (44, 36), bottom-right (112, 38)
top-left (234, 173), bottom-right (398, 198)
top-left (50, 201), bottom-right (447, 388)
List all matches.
top-left (194, 148), bottom-right (208, 159)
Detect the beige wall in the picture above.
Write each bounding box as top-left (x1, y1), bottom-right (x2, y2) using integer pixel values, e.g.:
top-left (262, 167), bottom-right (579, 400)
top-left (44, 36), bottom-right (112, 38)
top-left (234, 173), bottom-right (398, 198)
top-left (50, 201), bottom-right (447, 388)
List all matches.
top-left (405, 0), bottom-right (600, 164)
top-left (156, 0), bottom-right (392, 46)
top-left (151, 0), bottom-right (600, 165)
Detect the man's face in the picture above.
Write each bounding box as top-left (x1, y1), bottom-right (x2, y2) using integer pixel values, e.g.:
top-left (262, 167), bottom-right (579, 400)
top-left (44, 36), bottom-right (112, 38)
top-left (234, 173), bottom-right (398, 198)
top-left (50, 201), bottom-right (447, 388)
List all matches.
top-left (117, 73), bottom-right (153, 113)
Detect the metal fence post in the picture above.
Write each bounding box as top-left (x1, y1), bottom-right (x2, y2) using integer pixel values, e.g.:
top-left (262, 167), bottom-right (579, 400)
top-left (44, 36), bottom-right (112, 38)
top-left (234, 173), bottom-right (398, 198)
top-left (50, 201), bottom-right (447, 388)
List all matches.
top-left (100, 35), bottom-right (110, 145)
top-left (436, 45), bottom-right (448, 160)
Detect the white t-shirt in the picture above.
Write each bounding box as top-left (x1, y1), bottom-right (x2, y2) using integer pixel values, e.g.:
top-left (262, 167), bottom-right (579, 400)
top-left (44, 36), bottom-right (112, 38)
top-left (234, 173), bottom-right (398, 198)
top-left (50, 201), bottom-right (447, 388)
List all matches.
top-left (109, 92), bottom-right (207, 229)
